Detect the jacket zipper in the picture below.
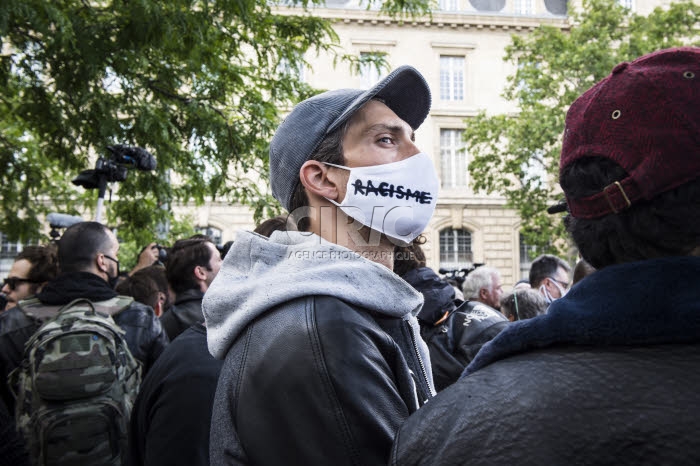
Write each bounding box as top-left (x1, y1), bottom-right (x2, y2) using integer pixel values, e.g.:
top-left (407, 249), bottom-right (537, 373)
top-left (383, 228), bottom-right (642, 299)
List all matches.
top-left (407, 321), bottom-right (434, 402)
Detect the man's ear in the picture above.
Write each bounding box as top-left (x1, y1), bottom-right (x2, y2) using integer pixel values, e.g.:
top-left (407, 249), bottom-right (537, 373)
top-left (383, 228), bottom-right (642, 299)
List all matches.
top-left (479, 288), bottom-right (489, 301)
top-left (156, 291), bottom-right (167, 317)
top-left (96, 253), bottom-right (109, 274)
top-left (194, 265), bottom-right (207, 282)
top-left (299, 160), bottom-right (343, 202)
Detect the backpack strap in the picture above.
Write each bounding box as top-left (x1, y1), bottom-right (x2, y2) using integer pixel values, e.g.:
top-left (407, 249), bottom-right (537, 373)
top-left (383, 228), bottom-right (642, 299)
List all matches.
top-left (18, 295), bottom-right (135, 322)
top-left (17, 297), bottom-right (63, 323)
top-left (90, 295), bottom-right (134, 317)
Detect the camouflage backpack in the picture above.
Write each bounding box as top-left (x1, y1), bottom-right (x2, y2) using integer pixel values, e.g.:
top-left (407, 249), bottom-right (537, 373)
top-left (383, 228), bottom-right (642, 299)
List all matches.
top-left (10, 296), bottom-right (142, 466)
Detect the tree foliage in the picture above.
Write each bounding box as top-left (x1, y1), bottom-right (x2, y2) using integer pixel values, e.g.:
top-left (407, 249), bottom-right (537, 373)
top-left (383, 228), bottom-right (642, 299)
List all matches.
top-left (0, 0), bottom-right (430, 245)
top-left (466, 0), bottom-right (700, 255)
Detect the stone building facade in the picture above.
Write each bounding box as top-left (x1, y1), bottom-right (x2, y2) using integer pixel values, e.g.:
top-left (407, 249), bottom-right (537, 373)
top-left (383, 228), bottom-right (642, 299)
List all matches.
top-left (178, 0), bottom-right (576, 287)
top-left (1, 0), bottom-right (672, 285)
top-left (173, 0), bottom-right (672, 287)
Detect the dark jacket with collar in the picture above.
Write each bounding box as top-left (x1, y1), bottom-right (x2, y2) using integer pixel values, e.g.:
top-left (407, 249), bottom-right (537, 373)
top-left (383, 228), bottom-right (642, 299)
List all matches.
top-left (159, 288), bottom-right (204, 341)
top-left (128, 323), bottom-right (222, 466)
top-left (421, 300), bottom-right (509, 391)
top-left (391, 257), bottom-right (700, 466)
top-left (0, 272), bottom-right (169, 414)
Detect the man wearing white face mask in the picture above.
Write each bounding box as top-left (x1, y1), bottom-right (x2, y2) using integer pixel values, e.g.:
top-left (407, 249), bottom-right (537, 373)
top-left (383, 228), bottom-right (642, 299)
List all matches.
top-left (204, 66), bottom-right (437, 465)
top-left (529, 254), bottom-right (572, 304)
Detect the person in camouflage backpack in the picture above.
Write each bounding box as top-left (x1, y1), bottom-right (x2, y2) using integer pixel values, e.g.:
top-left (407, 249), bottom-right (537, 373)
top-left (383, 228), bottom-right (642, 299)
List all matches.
top-left (0, 222), bottom-right (168, 437)
top-left (10, 297), bottom-right (141, 465)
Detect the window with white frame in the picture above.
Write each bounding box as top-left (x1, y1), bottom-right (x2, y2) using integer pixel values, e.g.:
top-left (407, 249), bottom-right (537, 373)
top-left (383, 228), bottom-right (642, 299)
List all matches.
top-left (439, 0), bottom-right (459, 11)
top-left (514, 0), bottom-right (534, 15)
top-left (519, 233), bottom-right (538, 280)
top-left (0, 233), bottom-right (37, 259)
top-left (440, 56), bottom-right (465, 101)
top-left (440, 129), bottom-right (468, 189)
top-left (440, 228), bottom-right (472, 270)
top-left (617, 0), bottom-right (634, 9)
top-left (359, 52), bottom-right (384, 89)
top-left (198, 226), bottom-right (223, 246)
top-left (520, 149), bottom-right (548, 188)
top-left (515, 60), bottom-right (541, 94)
top-left (0, 233), bottom-right (22, 259)
top-left (277, 58), bottom-right (305, 82)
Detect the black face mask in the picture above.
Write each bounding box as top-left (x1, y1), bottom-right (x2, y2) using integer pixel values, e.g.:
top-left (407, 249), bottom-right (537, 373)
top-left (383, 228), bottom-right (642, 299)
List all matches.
top-left (103, 255), bottom-right (121, 289)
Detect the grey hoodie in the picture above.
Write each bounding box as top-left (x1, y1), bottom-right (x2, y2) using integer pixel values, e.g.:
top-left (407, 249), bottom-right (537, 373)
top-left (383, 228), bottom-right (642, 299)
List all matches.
top-left (202, 229), bottom-right (435, 393)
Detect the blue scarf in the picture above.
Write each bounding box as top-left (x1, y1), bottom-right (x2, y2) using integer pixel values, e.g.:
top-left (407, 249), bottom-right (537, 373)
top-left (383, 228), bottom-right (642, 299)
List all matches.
top-left (462, 256), bottom-right (700, 377)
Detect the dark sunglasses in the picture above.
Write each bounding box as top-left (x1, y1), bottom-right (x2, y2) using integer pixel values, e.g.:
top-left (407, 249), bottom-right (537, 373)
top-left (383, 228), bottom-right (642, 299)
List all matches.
top-left (3, 277), bottom-right (39, 291)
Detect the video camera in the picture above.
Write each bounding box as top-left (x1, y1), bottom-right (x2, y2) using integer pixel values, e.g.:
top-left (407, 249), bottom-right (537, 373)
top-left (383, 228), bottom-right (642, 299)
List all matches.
top-left (438, 263), bottom-right (485, 287)
top-left (72, 145), bottom-right (157, 223)
top-left (72, 145), bottom-right (156, 189)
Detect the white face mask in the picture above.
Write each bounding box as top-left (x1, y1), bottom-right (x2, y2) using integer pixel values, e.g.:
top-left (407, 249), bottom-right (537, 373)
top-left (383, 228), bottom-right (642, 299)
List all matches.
top-left (324, 152), bottom-right (439, 245)
top-left (539, 280), bottom-right (568, 304)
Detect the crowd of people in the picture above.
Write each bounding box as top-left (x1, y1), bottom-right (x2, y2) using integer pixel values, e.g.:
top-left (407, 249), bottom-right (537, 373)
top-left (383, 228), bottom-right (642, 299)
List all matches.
top-left (0, 46), bottom-right (698, 465)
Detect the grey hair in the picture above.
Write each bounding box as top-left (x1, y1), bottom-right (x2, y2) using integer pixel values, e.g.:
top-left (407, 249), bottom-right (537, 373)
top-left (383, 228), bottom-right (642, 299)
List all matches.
top-left (462, 266), bottom-right (499, 300)
top-left (500, 288), bottom-right (548, 321)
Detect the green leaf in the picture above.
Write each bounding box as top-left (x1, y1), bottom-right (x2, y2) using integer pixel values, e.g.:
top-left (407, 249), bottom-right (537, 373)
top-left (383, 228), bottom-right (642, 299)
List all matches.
top-left (466, 0), bottom-right (699, 254)
top-left (0, 0), bottom-right (432, 241)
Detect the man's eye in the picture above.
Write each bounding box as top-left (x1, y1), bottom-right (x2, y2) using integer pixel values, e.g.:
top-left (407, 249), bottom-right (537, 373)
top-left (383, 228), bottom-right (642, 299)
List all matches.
top-left (378, 136), bottom-right (394, 144)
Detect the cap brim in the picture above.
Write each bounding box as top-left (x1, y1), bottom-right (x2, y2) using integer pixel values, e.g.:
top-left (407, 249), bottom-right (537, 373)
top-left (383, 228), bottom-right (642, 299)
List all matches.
top-left (547, 200), bottom-right (568, 215)
top-left (326, 65), bottom-right (431, 134)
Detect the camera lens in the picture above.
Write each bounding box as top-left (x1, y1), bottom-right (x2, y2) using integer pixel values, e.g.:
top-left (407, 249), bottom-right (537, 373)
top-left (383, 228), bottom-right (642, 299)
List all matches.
top-left (157, 245), bottom-right (168, 264)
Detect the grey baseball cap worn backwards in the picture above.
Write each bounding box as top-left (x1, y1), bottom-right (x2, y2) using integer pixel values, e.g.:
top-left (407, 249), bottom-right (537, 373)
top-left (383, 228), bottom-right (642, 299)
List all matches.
top-left (269, 65), bottom-right (432, 212)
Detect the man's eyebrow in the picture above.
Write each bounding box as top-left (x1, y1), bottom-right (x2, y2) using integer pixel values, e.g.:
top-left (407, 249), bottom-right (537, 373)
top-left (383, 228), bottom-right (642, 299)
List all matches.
top-left (364, 123), bottom-right (415, 141)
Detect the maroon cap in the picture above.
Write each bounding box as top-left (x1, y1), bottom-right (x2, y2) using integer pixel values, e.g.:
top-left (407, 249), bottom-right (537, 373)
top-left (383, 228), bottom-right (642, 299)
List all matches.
top-left (560, 47), bottom-right (700, 219)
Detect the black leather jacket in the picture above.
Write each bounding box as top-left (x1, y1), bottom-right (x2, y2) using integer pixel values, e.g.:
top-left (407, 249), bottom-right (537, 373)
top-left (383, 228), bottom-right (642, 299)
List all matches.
top-left (210, 295), bottom-right (433, 466)
top-left (0, 272), bottom-right (168, 413)
top-left (159, 289), bottom-right (204, 341)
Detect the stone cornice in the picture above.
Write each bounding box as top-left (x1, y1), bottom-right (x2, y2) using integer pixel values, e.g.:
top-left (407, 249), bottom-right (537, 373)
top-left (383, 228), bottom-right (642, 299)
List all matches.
top-left (273, 6), bottom-right (570, 32)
